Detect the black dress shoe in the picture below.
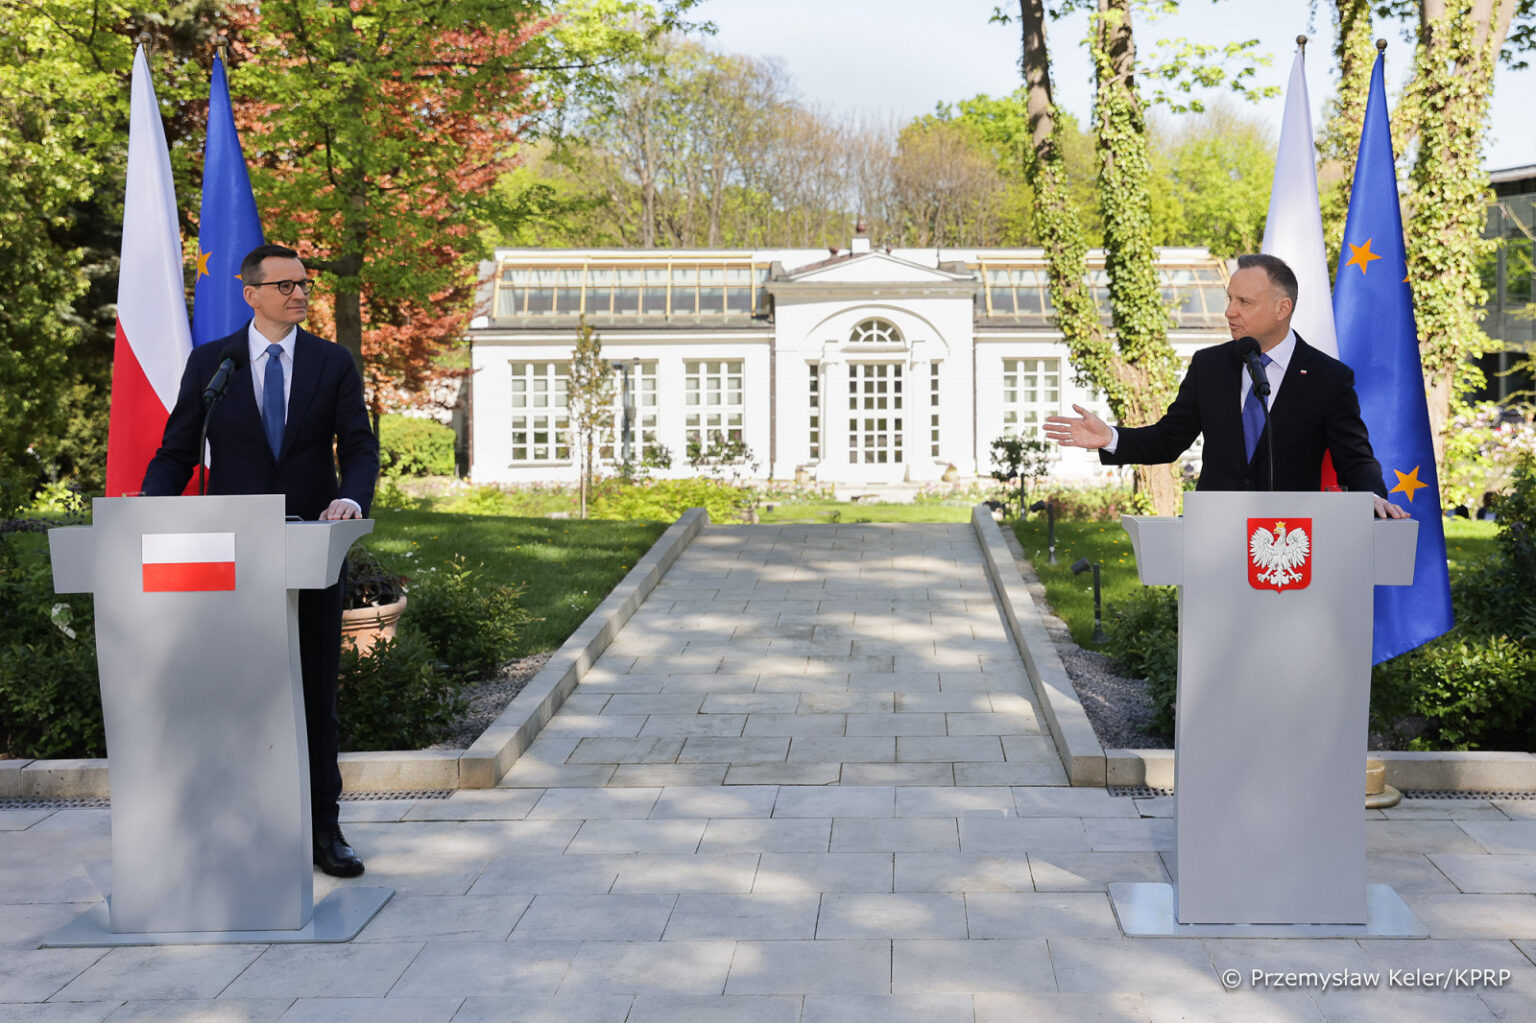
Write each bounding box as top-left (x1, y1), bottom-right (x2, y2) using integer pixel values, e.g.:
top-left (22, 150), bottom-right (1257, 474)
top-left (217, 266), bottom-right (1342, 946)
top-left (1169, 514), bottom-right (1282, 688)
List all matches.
top-left (313, 825), bottom-right (365, 877)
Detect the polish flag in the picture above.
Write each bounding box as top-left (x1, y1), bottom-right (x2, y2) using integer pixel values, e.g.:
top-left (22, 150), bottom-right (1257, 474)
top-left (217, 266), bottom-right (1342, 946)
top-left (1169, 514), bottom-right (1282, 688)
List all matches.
top-left (1261, 44), bottom-right (1336, 357)
top-left (104, 46), bottom-right (194, 498)
top-left (1261, 42), bottom-right (1339, 489)
top-left (141, 532), bottom-right (236, 592)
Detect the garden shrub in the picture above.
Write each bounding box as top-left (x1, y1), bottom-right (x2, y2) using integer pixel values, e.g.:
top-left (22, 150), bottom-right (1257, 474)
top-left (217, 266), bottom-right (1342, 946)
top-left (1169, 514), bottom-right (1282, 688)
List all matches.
top-left (1037, 483), bottom-right (1142, 522)
top-left (0, 524), bottom-right (104, 759)
top-left (407, 555), bottom-right (533, 679)
top-left (1369, 455), bottom-right (1536, 751)
top-left (378, 414), bottom-right (455, 477)
top-left (1102, 586), bottom-right (1179, 742)
top-left (590, 477), bottom-right (753, 524)
top-left (337, 629), bottom-right (465, 750)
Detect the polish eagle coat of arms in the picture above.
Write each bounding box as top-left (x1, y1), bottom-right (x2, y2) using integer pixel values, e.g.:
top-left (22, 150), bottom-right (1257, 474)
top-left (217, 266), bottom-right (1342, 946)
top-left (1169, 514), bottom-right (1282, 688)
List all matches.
top-left (1247, 517), bottom-right (1313, 591)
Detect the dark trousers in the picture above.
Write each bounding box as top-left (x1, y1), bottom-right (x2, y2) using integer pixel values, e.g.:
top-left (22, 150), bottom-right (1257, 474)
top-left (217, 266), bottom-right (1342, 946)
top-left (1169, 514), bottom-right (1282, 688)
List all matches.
top-left (298, 576), bottom-right (344, 831)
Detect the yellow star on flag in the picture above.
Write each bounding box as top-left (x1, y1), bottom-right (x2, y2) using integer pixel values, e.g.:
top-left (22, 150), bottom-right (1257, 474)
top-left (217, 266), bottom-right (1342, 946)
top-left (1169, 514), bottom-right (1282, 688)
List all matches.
top-left (195, 249), bottom-right (211, 277)
top-left (1389, 465), bottom-right (1428, 503)
top-left (1345, 238), bottom-right (1381, 275)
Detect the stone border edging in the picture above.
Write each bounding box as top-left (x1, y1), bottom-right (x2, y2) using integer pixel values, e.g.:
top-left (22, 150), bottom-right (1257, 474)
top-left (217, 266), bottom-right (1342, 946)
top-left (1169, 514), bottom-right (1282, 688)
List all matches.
top-left (454, 506), bottom-right (707, 787)
top-left (971, 505), bottom-right (1107, 786)
top-left (2, 507), bottom-right (710, 799)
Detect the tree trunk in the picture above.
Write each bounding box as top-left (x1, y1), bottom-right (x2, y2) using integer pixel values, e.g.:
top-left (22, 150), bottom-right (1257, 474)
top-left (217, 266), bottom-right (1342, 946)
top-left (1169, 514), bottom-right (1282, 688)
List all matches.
top-left (1405, 0), bottom-right (1514, 471)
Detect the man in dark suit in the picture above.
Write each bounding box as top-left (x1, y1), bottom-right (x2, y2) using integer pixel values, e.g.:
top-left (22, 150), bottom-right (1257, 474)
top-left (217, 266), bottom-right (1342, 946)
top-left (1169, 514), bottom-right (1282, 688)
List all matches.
top-left (142, 243), bottom-right (379, 876)
top-left (1043, 253), bottom-right (1407, 520)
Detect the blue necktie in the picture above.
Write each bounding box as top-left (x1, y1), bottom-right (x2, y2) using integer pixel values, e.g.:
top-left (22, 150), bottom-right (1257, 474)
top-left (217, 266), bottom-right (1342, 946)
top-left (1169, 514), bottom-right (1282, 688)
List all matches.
top-left (263, 343), bottom-right (285, 457)
top-left (1241, 352), bottom-right (1273, 464)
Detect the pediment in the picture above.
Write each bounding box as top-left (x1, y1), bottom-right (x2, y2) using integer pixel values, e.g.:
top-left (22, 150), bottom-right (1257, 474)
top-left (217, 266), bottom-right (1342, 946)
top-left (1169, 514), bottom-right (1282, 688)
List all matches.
top-left (780, 250), bottom-right (973, 285)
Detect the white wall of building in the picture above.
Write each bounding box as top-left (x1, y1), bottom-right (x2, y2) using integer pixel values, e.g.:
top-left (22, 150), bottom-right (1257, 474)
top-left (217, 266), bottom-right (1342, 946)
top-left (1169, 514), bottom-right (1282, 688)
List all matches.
top-left (466, 245), bottom-right (1231, 490)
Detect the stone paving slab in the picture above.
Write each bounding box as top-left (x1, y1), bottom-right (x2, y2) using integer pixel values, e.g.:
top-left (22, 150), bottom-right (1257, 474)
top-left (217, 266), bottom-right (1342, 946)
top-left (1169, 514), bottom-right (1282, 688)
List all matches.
top-left (8, 524), bottom-right (1536, 1020)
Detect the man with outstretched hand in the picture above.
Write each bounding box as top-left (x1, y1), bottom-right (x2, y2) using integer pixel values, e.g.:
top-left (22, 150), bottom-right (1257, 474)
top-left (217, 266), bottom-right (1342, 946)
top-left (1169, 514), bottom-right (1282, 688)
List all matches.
top-left (1042, 253), bottom-right (1407, 520)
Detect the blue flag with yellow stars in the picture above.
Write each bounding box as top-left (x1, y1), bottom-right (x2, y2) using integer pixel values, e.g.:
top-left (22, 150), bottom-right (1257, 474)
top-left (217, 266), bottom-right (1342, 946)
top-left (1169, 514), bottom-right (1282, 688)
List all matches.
top-left (192, 54), bottom-right (264, 347)
top-left (1333, 51), bottom-right (1453, 664)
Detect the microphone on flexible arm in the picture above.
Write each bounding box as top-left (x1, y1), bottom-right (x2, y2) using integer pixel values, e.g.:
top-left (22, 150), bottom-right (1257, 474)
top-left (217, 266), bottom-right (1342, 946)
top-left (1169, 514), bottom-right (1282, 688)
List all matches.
top-left (198, 340), bottom-right (247, 495)
top-left (1239, 336), bottom-right (1275, 492)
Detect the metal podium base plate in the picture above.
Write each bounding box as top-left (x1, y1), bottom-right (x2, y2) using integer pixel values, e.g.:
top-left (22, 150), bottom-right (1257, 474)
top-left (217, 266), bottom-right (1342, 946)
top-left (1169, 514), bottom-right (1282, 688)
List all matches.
top-left (42, 886), bottom-right (394, 947)
top-left (1108, 883), bottom-right (1427, 939)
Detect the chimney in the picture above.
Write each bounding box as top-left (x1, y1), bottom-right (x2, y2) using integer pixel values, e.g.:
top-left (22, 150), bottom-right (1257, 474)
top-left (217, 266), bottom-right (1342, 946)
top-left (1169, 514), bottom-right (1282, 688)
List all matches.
top-left (851, 220), bottom-right (871, 255)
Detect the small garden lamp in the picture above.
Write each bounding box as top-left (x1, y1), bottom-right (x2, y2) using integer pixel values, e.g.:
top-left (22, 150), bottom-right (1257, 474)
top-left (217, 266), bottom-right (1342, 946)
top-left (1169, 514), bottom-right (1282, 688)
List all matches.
top-left (1029, 499), bottom-right (1056, 565)
top-left (1071, 556), bottom-right (1107, 643)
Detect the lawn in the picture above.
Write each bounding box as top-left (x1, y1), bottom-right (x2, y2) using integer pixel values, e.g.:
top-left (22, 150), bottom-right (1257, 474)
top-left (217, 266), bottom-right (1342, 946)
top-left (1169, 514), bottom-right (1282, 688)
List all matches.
top-left (366, 507), bottom-right (667, 655)
top-left (1012, 514), bottom-right (1499, 649)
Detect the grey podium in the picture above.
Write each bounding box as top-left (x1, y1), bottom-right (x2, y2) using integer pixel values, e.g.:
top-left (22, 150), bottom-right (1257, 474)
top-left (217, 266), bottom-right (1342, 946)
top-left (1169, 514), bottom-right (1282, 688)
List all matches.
top-left (43, 495), bottom-right (392, 946)
top-left (1110, 491), bottom-right (1427, 937)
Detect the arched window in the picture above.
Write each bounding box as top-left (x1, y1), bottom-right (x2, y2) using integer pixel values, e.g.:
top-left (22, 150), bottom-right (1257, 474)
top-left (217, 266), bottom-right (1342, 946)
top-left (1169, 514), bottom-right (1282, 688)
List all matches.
top-left (848, 318), bottom-right (903, 345)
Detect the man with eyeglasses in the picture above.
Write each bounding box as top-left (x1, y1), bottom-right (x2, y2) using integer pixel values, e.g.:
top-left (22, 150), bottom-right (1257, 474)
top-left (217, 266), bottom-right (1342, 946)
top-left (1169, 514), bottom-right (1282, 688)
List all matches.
top-left (142, 243), bottom-right (379, 878)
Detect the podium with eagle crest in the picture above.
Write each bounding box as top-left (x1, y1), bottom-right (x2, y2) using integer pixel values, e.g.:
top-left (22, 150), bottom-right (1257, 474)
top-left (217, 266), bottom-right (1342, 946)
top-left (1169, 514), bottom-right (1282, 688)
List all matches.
top-left (1110, 491), bottom-right (1426, 937)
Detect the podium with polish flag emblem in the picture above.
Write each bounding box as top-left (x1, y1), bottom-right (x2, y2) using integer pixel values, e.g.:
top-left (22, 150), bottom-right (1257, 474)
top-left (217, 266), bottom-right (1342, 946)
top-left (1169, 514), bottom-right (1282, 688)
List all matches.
top-left (43, 495), bottom-right (393, 946)
top-left (1108, 491), bottom-right (1428, 937)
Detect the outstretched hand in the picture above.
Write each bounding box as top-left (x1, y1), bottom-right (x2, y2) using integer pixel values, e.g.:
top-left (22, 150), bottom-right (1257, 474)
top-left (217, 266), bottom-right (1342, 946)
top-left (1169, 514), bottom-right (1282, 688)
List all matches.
top-left (1042, 404), bottom-right (1114, 450)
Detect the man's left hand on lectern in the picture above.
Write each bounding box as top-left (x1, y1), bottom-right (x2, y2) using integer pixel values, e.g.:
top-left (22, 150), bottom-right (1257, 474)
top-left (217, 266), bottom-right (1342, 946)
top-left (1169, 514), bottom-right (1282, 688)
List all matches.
top-left (320, 499), bottom-right (363, 521)
top-left (1373, 496), bottom-right (1409, 520)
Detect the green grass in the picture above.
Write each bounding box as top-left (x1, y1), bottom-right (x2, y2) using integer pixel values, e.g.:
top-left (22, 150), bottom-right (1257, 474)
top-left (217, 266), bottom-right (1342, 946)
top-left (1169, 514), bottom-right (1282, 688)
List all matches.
top-left (1013, 514), bottom-right (1503, 649)
top-left (366, 508), bottom-right (667, 655)
top-left (1011, 517), bottom-right (1145, 648)
top-left (757, 500), bottom-right (975, 524)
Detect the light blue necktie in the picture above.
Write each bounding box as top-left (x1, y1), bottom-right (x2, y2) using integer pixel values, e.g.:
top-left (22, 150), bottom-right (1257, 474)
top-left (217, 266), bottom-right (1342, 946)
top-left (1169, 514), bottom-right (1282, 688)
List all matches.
top-left (263, 343), bottom-right (285, 457)
top-left (1241, 352), bottom-right (1273, 464)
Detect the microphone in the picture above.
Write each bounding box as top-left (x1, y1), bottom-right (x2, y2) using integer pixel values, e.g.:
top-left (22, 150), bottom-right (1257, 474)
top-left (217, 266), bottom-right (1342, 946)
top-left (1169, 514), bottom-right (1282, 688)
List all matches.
top-left (202, 340), bottom-right (247, 406)
top-left (198, 340), bottom-right (246, 495)
top-left (1239, 336), bottom-right (1270, 397)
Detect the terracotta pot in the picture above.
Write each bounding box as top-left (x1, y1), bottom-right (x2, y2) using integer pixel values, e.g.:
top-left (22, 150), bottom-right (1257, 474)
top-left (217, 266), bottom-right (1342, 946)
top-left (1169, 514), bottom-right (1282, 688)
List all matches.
top-left (341, 595), bottom-right (407, 656)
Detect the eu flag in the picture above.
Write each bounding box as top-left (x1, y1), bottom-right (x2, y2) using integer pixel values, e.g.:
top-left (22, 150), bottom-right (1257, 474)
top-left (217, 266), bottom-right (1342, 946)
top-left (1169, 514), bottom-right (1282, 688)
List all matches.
top-left (192, 54), bottom-right (263, 346)
top-left (1332, 52), bottom-right (1454, 663)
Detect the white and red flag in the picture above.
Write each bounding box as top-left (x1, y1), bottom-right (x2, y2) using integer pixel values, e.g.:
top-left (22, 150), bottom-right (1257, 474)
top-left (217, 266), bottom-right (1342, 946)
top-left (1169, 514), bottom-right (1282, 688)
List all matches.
top-left (141, 532), bottom-right (236, 592)
top-left (1260, 43), bottom-right (1337, 357)
top-left (104, 45), bottom-right (193, 498)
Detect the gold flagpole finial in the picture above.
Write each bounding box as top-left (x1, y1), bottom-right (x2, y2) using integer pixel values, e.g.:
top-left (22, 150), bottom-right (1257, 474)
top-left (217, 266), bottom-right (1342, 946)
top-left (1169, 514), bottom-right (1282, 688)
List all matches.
top-left (215, 34), bottom-right (230, 65)
top-left (1376, 38), bottom-right (1388, 53)
top-left (1297, 35), bottom-right (1308, 50)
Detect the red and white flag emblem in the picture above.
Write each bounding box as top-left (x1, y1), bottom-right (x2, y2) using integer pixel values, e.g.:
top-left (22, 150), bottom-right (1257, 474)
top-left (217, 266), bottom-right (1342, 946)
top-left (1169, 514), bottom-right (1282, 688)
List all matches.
top-left (142, 532), bottom-right (236, 592)
top-left (1248, 517), bottom-right (1312, 591)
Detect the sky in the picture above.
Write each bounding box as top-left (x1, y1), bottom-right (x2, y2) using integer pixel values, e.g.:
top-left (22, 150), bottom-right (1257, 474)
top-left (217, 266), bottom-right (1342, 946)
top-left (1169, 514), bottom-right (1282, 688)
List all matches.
top-left (700, 0), bottom-right (1535, 172)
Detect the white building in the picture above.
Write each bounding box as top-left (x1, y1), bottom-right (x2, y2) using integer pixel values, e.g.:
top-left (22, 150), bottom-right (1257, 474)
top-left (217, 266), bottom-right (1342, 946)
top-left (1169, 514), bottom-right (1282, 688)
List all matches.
top-left (465, 236), bottom-right (1231, 487)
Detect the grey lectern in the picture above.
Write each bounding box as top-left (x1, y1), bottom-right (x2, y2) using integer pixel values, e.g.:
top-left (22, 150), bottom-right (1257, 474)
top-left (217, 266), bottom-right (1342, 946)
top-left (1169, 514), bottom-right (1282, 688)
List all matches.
top-left (1109, 491), bottom-right (1427, 938)
top-left (43, 495), bottom-right (392, 946)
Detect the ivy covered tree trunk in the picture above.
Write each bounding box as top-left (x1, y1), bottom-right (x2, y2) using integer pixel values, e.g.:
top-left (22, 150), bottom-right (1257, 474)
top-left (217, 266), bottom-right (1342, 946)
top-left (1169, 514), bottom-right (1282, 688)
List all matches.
top-left (1318, 0), bottom-right (1377, 268)
top-left (1091, 0), bottom-right (1182, 514)
top-left (1405, 0), bottom-right (1514, 462)
top-left (1016, 0), bottom-right (1181, 515)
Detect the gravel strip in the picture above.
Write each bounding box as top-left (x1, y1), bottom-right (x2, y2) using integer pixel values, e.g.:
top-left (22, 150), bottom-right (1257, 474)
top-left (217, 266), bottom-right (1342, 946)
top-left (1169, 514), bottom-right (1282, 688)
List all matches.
top-left (999, 525), bottom-right (1169, 751)
top-left (427, 652), bottom-right (552, 751)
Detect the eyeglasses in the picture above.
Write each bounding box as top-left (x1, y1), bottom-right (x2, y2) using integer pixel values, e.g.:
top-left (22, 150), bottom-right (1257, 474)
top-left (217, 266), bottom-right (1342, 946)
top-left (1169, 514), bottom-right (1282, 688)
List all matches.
top-left (251, 278), bottom-right (316, 295)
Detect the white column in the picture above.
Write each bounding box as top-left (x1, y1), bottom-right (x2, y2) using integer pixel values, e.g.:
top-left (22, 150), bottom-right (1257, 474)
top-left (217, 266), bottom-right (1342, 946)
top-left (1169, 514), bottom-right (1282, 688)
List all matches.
top-left (820, 356), bottom-right (846, 481)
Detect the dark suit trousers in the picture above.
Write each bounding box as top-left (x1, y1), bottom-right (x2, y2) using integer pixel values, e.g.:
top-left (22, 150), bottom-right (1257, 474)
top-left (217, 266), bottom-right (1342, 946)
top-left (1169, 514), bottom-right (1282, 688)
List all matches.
top-left (299, 577), bottom-right (344, 830)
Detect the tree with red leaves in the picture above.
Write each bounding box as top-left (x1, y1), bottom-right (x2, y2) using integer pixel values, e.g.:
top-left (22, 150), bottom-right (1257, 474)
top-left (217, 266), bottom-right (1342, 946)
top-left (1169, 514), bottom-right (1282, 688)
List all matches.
top-left (223, 0), bottom-right (553, 417)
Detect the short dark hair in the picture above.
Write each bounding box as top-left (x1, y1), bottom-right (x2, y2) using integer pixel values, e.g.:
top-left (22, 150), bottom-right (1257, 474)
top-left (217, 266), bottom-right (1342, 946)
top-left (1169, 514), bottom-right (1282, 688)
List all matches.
top-left (1235, 253), bottom-right (1298, 306)
top-left (241, 244), bottom-right (301, 285)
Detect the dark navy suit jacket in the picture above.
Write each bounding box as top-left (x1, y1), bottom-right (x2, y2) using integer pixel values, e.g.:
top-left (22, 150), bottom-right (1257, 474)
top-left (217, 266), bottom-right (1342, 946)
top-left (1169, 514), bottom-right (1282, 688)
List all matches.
top-left (140, 323), bottom-right (377, 828)
top-left (141, 325), bottom-right (378, 515)
top-left (1100, 335), bottom-right (1387, 497)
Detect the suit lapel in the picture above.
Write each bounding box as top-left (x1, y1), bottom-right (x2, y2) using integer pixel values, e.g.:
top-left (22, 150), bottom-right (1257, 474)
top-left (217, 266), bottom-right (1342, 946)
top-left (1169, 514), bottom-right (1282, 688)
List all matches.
top-left (281, 329), bottom-right (324, 460)
top-left (1268, 335), bottom-right (1315, 422)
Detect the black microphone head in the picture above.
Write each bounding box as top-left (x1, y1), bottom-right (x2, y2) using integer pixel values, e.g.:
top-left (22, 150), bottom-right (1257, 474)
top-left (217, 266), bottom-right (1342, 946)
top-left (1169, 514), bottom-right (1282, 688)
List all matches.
top-left (1237, 336), bottom-right (1260, 355)
top-left (219, 339), bottom-right (248, 368)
